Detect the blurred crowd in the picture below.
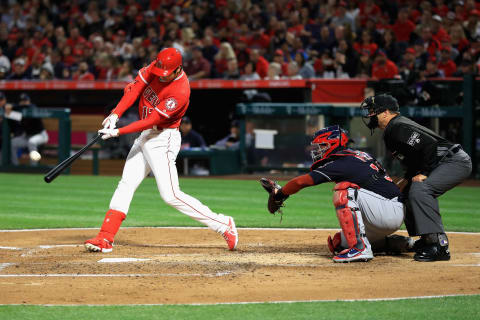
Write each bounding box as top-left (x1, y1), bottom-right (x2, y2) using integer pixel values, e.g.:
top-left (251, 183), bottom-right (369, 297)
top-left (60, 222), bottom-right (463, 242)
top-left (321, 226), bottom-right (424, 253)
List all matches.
top-left (0, 0), bottom-right (480, 82)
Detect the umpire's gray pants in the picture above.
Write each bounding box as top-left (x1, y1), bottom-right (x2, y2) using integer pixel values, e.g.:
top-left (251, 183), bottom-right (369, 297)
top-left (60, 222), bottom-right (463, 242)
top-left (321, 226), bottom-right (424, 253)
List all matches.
top-left (406, 150), bottom-right (472, 236)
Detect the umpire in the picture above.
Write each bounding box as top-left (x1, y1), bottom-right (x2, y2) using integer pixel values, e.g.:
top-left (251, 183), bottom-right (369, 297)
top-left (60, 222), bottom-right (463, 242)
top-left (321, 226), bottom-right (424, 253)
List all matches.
top-left (360, 94), bottom-right (472, 262)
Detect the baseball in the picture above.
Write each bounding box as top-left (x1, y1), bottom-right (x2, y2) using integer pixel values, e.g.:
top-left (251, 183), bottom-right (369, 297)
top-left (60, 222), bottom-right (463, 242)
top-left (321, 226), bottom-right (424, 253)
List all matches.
top-left (29, 151), bottom-right (41, 162)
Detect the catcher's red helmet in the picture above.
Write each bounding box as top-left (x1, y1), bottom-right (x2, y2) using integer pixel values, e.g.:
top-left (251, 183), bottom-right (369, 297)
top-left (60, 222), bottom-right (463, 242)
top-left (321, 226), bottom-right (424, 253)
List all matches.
top-left (151, 48), bottom-right (182, 77)
top-left (310, 125), bottom-right (349, 164)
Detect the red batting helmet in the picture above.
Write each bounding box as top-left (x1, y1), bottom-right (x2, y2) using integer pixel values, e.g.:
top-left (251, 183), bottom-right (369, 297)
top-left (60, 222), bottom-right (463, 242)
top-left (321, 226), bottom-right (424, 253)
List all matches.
top-left (310, 125), bottom-right (349, 164)
top-left (151, 48), bottom-right (182, 77)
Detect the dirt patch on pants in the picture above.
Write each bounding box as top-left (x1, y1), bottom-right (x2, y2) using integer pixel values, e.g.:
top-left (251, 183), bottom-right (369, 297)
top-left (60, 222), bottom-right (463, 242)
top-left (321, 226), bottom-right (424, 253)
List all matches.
top-left (0, 228), bottom-right (479, 305)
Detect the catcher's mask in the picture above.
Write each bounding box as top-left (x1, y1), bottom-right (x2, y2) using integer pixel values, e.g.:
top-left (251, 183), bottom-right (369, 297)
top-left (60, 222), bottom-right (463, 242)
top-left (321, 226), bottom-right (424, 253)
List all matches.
top-left (360, 94), bottom-right (399, 134)
top-left (152, 47), bottom-right (182, 78)
top-left (310, 125), bottom-right (349, 164)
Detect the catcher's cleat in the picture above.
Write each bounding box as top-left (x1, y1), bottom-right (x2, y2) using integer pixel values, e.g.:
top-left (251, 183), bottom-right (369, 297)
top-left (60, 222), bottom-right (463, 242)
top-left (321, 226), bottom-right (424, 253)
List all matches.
top-left (333, 246), bottom-right (373, 263)
top-left (84, 237), bottom-right (113, 253)
top-left (327, 232), bottom-right (342, 254)
top-left (222, 216), bottom-right (238, 251)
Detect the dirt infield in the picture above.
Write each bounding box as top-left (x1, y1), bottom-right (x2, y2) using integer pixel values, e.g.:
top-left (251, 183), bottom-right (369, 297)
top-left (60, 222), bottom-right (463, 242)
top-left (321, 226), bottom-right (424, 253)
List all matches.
top-left (0, 228), bottom-right (479, 305)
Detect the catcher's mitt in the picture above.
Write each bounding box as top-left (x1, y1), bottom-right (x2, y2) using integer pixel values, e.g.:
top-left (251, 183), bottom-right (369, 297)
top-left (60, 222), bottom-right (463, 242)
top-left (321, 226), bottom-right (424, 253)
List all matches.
top-left (259, 178), bottom-right (289, 215)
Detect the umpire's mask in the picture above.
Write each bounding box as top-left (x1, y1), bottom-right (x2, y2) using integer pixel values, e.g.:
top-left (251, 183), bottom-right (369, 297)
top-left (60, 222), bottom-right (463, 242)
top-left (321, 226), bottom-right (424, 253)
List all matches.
top-left (359, 94), bottom-right (399, 134)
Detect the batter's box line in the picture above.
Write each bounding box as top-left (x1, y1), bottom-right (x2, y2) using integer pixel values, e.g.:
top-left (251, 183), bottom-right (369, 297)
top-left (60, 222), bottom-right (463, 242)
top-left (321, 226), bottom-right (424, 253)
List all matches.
top-left (1, 227), bottom-right (479, 235)
top-left (0, 271), bottom-right (234, 278)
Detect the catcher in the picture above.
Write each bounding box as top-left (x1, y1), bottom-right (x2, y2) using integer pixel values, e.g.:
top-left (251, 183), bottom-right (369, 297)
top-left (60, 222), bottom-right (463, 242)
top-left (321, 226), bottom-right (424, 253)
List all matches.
top-left (260, 125), bottom-right (413, 262)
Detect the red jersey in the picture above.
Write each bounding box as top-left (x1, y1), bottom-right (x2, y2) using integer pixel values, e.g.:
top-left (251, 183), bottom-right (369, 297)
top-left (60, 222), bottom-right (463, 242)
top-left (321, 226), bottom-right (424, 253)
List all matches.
top-left (371, 60), bottom-right (399, 80)
top-left (113, 62), bottom-right (190, 135)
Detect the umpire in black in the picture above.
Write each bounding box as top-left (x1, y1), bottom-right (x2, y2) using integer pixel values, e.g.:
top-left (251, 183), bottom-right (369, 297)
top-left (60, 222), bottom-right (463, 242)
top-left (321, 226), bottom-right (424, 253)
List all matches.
top-left (360, 94), bottom-right (472, 262)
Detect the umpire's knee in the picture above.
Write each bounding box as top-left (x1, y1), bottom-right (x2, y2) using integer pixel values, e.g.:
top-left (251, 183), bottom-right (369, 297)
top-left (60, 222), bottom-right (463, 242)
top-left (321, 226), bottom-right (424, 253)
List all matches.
top-left (408, 182), bottom-right (428, 204)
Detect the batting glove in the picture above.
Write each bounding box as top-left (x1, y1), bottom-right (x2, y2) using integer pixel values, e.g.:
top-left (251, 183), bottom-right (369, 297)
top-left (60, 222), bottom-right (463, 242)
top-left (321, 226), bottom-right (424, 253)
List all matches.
top-left (98, 128), bottom-right (119, 140)
top-left (102, 113), bottom-right (119, 129)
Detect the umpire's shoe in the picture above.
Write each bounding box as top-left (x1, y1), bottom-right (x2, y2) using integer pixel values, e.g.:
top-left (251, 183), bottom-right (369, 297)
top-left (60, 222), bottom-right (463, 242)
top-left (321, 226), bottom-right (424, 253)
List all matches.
top-left (414, 233), bottom-right (450, 262)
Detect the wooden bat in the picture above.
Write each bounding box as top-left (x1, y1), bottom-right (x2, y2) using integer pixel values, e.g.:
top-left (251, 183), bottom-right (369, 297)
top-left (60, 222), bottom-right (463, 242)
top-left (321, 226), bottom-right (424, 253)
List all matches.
top-left (44, 134), bottom-right (102, 183)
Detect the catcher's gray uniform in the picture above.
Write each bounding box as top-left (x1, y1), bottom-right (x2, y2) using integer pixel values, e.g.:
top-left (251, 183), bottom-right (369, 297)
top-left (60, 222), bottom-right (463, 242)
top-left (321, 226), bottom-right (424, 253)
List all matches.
top-left (338, 187), bottom-right (405, 251)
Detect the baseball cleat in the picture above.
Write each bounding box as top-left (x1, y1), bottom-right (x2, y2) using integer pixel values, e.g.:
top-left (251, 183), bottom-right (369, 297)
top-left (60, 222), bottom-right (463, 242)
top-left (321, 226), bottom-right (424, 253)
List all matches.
top-left (414, 244), bottom-right (450, 262)
top-left (333, 247), bottom-right (373, 263)
top-left (84, 237), bottom-right (113, 253)
top-left (222, 216), bottom-right (238, 251)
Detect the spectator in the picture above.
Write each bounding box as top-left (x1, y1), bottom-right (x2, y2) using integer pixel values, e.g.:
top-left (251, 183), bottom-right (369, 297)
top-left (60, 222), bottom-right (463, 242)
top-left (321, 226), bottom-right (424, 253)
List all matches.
top-left (0, 66), bottom-right (7, 80)
top-left (214, 120), bottom-right (240, 149)
top-left (39, 63), bottom-right (54, 80)
top-left (117, 61), bottom-right (134, 81)
top-left (265, 62), bottom-right (282, 80)
top-left (354, 30), bottom-right (378, 58)
top-left (285, 61), bottom-right (302, 79)
top-left (214, 42), bottom-right (236, 77)
top-left (184, 46), bottom-right (211, 80)
top-left (371, 51), bottom-right (399, 80)
top-left (391, 7), bottom-right (416, 44)
top-left (179, 116), bottom-right (206, 150)
top-left (0, 47), bottom-right (11, 73)
top-left (399, 47), bottom-right (420, 84)
top-left (223, 59), bottom-right (241, 79)
top-left (424, 57), bottom-right (443, 78)
top-left (380, 29), bottom-right (402, 63)
top-left (331, 1), bottom-right (355, 33)
top-left (419, 26), bottom-right (441, 57)
top-left (463, 9), bottom-right (480, 41)
top-left (431, 15), bottom-right (449, 42)
top-left (452, 59), bottom-right (477, 76)
top-left (7, 58), bottom-right (31, 80)
top-left (249, 48), bottom-right (269, 79)
top-left (295, 50), bottom-right (315, 79)
top-left (356, 51), bottom-right (372, 78)
top-left (72, 61), bottom-right (95, 80)
top-left (272, 49), bottom-right (289, 77)
top-left (449, 23), bottom-right (470, 55)
top-left (438, 47), bottom-right (457, 77)
top-left (30, 53), bottom-right (46, 79)
top-left (336, 39), bottom-right (358, 78)
top-left (9, 93), bottom-right (48, 165)
top-left (240, 61), bottom-right (260, 80)
top-left (311, 25), bottom-right (334, 55)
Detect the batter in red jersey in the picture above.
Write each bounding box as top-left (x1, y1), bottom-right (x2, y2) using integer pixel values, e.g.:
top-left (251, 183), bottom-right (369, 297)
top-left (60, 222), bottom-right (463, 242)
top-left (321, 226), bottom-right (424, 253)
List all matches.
top-left (84, 48), bottom-right (238, 253)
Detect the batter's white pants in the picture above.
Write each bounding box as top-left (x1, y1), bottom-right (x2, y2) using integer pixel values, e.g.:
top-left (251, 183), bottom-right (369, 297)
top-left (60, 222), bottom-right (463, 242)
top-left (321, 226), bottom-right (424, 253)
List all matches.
top-left (340, 188), bottom-right (405, 249)
top-left (109, 128), bottom-right (231, 234)
top-left (11, 130), bottom-right (49, 165)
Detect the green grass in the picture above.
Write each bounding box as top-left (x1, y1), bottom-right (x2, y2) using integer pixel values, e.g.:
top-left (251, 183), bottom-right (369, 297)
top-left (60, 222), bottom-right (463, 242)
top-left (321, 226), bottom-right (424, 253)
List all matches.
top-left (0, 173), bottom-right (479, 319)
top-left (0, 173), bottom-right (479, 231)
top-left (0, 296), bottom-right (479, 320)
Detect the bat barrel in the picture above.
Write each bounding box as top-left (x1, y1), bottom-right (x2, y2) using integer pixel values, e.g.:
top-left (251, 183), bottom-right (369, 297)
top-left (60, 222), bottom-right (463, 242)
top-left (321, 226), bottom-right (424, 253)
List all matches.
top-left (44, 134), bottom-right (102, 183)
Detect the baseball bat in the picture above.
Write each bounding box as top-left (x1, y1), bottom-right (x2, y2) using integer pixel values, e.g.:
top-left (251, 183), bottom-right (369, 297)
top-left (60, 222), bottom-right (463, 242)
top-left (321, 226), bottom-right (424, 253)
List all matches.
top-left (44, 134), bottom-right (102, 183)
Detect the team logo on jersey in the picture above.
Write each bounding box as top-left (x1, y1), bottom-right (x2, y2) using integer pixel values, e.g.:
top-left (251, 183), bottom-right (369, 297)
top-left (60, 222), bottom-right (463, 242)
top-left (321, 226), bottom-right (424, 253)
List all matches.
top-left (165, 97), bottom-right (177, 111)
top-left (407, 132), bottom-right (421, 146)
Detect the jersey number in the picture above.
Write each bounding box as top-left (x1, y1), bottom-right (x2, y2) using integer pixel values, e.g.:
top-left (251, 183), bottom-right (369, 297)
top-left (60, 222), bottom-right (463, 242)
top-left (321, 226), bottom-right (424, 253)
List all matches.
top-left (142, 106), bottom-right (153, 119)
top-left (369, 163), bottom-right (393, 182)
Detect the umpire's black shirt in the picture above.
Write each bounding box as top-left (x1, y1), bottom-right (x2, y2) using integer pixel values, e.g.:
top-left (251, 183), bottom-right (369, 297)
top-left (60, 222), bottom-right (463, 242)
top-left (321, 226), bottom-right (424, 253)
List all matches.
top-left (383, 115), bottom-right (454, 178)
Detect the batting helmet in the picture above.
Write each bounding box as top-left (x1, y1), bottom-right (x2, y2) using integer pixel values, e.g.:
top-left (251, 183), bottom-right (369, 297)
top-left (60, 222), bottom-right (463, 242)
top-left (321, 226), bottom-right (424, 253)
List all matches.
top-left (311, 125), bottom-right (349, 164)
top-left (151, 48), bottom-right (182, 77)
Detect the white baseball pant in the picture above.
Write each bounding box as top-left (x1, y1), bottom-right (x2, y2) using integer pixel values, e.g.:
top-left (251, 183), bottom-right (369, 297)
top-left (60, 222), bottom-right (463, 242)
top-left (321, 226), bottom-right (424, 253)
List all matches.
top-left (109, 128), bottom-right (231, 234)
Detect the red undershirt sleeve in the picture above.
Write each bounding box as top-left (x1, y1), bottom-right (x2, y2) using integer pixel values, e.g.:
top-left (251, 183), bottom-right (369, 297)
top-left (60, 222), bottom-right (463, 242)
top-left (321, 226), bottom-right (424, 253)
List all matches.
top-left (281, 174), bottom-right (315, 195)
top-left (117, 110), bottom-right (161, 135)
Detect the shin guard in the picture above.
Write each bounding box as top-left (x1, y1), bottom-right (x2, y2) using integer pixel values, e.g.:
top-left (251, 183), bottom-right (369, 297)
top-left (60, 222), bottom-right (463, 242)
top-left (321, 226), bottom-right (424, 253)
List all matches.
top-left (332, 182), bottom-right (364, 250)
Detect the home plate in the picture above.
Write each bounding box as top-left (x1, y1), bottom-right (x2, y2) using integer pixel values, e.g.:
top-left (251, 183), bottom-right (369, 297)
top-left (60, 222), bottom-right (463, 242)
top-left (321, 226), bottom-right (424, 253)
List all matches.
top-left (98, 258), bottom-right (152, 263)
